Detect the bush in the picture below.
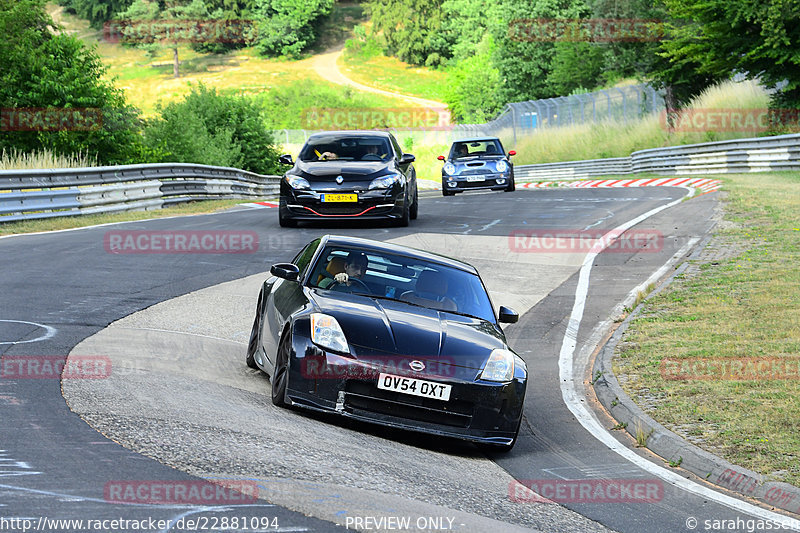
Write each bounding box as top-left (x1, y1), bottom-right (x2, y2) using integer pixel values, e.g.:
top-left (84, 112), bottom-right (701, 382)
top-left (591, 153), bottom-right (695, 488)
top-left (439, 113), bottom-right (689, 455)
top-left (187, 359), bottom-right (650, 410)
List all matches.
top-left (144, 85), bottom-right (282, 175)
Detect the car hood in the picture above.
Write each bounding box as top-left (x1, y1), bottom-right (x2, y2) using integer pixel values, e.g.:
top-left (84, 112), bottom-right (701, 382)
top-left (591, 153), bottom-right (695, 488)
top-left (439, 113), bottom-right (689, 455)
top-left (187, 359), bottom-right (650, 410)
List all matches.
top-left (309, 290), bottom-right (507, 375)
top-left (293, 160), bottom-right (392, 183)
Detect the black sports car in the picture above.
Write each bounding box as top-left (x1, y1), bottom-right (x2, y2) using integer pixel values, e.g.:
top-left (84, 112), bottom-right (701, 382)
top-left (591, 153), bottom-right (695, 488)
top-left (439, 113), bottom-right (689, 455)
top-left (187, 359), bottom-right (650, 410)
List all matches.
top-left (246, 235), bottom-right (527, 450)
top-left (277, 131), bottom-right (418, 227)
top-left (438, 137), bottom-right (516, 196)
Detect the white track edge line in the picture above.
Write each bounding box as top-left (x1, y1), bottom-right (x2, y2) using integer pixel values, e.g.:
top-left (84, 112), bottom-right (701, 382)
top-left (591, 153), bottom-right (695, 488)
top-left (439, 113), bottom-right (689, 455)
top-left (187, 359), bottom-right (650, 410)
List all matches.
top-left (558, 186), bottom-right (800, 528)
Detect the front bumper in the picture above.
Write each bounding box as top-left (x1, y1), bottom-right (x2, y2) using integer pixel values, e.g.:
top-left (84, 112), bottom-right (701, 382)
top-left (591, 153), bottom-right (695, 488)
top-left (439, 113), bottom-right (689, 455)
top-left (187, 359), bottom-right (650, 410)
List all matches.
top-left (280, 183), bottom-right (406, 220)
top-left (284, 339), bottom-right (527, 446)
top-left (442, 173), bottom-right (511, 192)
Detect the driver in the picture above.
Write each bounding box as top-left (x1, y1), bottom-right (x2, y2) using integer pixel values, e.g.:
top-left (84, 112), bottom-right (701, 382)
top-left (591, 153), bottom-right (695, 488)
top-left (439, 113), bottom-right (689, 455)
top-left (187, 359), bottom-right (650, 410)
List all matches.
top-left (320, 251), bottom-right (368, 289)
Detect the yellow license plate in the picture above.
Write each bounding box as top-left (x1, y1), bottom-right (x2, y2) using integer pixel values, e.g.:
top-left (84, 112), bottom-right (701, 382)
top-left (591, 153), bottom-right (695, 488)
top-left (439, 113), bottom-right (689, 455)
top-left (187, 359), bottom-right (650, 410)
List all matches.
top-left (321, 194), bottom-right (357, 202)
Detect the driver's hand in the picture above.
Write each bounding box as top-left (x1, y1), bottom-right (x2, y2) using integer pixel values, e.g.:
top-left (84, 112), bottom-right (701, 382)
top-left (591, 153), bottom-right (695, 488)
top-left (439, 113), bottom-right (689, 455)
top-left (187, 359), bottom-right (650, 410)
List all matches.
top-left (334, 272), bottom-right (349, 284)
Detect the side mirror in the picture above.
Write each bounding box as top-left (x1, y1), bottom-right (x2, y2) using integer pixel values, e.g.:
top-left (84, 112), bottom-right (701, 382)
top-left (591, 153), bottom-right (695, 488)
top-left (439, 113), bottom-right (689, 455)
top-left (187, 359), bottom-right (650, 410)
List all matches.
top-left (498, 306), bottom-right (519, 324)
top-left (400, 153), bottom-right (416, 164)
top-left (507, 150), bottom-right (516, 157)
top-left (270, 263), bottom-right (300, 281)
top-left (278, 154), bottom-right (294, 165)
top-left (437, 155), bottom-right (445, 161)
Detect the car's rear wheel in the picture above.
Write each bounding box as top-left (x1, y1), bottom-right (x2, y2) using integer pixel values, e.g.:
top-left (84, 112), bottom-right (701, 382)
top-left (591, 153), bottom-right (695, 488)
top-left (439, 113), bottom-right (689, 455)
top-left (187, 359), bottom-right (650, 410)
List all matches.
top-left (271, 332), bottom-right (291, 407)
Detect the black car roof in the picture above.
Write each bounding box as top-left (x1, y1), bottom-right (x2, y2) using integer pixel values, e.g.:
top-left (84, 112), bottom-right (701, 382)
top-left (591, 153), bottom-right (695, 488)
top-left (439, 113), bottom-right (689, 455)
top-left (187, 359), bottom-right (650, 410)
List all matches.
top-left (319, 235), bottom-right (478, 274)
top-left (307, 130), bottom-right (393, 139)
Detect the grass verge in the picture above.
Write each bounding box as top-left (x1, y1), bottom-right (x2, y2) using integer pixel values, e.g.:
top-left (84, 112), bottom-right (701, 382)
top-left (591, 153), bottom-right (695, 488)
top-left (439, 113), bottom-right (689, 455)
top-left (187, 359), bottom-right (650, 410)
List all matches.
top-left (613, 171), bottom-right (800, 486)
top-left (0, 198), bottom-right (256, 236)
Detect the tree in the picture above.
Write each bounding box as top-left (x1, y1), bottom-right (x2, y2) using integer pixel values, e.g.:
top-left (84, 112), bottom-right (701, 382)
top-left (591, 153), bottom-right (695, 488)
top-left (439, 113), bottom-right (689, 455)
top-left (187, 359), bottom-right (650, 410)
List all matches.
top-left (366, 0), bottom-right (448, 66)
top-left (143, 84), bottom-right (282, 174)
top-left (58, 0), bottom-right (135, 29)
top-left (658, 0), bottom-right (800, 109)
top-left (489, 0), bottom-right (591, 103)
top-left (1, 0), bottom-right (142, 165)
top-left (116, 0), bottom-right (220, 78)
top-left (253, 0), bottom-right (334, 58)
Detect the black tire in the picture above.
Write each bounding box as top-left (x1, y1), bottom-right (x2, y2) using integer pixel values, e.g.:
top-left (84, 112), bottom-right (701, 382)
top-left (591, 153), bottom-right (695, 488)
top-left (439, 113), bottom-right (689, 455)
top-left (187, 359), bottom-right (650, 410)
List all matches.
top-left (442, 189), bottom-right (455, 196)
top-left (245, 296), bottom-right (263, 369)
top-left (278, 196), bottom-right (297, 228)
top-left (506, 178), bottom-right (516, 192)
top-left (271, 332), bottom-right (291, 407)
top-left (395, 193), bottom-right (410, 227)
top-left (409, 187), bottom-right (418, 220)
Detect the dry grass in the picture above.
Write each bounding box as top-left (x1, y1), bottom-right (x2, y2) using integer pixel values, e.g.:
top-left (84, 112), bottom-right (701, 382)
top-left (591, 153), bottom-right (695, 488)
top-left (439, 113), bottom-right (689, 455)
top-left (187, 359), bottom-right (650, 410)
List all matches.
top-left (513, 80), bottom-right (773, 165)
top-left (0, 148), bottom-right (98, 170)
top-left (614, 172), bottom-right (800, 486)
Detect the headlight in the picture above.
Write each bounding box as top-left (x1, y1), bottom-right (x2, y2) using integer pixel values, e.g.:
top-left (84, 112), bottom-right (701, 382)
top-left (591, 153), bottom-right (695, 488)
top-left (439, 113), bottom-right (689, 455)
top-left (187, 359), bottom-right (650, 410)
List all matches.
top-left (285, 175), bottom-right (310, 190)
top-left (496, 160), bottom-right (508, 173)
top-left (480, 349), bottom-right (515, 382)
top-left (369, 174), bottom-right (403, 190)
top-left (443, 162), bottom-right (456, 175)
top-left (310, 313), bottom-right (349, 353)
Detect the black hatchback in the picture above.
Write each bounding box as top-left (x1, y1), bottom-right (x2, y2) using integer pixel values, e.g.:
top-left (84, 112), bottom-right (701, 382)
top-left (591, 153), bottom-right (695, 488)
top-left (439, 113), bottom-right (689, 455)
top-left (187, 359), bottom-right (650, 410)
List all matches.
top-left (277, 131), bottom-right (418, 227)
top-left (438, 137), bottom-right (516, 196)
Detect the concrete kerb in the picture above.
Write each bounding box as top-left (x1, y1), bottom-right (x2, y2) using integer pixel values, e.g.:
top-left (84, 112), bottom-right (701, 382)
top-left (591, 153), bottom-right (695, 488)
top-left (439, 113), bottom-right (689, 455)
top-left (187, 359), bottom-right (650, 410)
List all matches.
top-left (591, 235), bottom-right (800, 517)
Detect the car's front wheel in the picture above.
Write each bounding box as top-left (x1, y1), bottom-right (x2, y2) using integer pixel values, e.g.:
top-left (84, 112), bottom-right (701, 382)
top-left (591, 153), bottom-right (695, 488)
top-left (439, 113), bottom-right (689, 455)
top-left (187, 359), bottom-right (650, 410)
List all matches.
top-left (409, 188), bottom-right (418, 220)
top-left (245, 294), bottom-right (263, 370)
top-left (395, 193), bottom-right (410, 227)
top-left (278, 197), bottom-right (297, 228)
top-left (271, 332), bottom-right (291, 407)
top-left (505, 178), bottom-right (516, 192)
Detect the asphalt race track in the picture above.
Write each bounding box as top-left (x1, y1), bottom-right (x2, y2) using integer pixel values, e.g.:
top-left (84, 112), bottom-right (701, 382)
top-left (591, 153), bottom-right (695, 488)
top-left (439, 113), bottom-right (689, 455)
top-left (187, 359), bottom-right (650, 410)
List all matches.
top-left (2, 187), bottom-right (797, 532)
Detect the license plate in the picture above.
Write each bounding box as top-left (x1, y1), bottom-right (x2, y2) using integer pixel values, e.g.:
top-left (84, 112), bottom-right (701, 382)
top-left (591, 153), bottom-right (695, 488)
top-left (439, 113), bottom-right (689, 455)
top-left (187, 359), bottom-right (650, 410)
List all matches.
top-left (377, 373), bottom-right (451, 401)
top-left (321, 193), bottom-right (357, 202)
top-left (466, 176), bottom-right (485, 182)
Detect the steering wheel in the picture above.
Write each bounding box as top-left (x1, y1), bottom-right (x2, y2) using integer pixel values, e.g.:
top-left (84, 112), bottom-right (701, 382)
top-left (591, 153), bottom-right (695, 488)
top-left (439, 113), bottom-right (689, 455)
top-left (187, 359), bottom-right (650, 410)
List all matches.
top-left (331, 277), bottom-right (371, 294)
top-left (361, 154), bottom-right (383, 161)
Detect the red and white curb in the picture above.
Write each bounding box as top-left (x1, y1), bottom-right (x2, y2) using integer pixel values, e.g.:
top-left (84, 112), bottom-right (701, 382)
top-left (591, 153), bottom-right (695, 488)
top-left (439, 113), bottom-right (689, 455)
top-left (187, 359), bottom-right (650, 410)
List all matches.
top-left (240, 200), bottom-right (279, 209)
top-left (520, 177), bottom-right (722, 194)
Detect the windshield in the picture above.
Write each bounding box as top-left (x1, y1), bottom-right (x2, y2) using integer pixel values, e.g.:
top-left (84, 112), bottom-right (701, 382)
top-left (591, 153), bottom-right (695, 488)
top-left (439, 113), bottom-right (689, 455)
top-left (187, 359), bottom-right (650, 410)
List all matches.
top-left (449, 139), bottom-right (504, 159)
top-left (299, 135), bottom-right (393, 162)
top-left (309, 246), bottom-right (497, 322)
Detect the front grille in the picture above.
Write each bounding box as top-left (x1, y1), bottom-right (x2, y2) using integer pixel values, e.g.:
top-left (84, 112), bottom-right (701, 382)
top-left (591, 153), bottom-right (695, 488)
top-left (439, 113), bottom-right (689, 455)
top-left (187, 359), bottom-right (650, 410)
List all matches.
top-left (314, 206), bottom-right (368, 215)
top-left (459, 169), bottom-right (493, 176)
top-left (344, 381), bottom-right (474, 428)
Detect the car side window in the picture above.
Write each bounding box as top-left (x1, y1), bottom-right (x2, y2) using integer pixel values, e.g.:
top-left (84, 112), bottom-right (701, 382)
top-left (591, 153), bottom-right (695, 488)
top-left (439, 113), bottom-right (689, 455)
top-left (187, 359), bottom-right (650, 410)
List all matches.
top-left (389, 135), bottom-right (403, 160)
top-left (292, 238), bottom-right (320, 278)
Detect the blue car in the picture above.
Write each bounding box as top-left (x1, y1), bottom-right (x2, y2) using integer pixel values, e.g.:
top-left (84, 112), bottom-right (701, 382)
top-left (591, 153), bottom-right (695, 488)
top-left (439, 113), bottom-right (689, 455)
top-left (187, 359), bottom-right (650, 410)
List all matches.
top-left (438, 137), bottom-right (516, 196)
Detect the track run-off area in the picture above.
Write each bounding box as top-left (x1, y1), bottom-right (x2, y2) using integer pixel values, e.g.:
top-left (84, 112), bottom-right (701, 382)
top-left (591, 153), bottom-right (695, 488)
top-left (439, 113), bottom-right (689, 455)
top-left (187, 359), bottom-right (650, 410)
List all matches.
top-left (2, 185), bottom-right (798, 533)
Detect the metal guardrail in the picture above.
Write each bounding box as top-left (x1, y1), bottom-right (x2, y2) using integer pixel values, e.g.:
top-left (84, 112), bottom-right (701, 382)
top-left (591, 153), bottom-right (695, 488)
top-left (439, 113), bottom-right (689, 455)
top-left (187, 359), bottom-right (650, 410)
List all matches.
top-left (0, 163), bottom-right (280, 222)
top-left (515, 133), bottom-right (800, 181)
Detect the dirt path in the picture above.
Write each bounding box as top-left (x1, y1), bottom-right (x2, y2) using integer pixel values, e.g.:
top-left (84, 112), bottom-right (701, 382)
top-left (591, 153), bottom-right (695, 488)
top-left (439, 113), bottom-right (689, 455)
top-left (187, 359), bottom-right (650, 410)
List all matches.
top-left (312, 45), bottom-right (448, 109)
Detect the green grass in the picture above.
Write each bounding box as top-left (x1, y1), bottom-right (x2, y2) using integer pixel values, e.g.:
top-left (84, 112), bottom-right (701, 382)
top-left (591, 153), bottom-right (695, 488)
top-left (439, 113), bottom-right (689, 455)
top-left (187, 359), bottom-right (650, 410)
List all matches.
top-left (0, 198), bottom-right (256, 236)
top-left (613, 172), bottom-right (800, 486)
top-left (341, 39), bottom-right (449, 104)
